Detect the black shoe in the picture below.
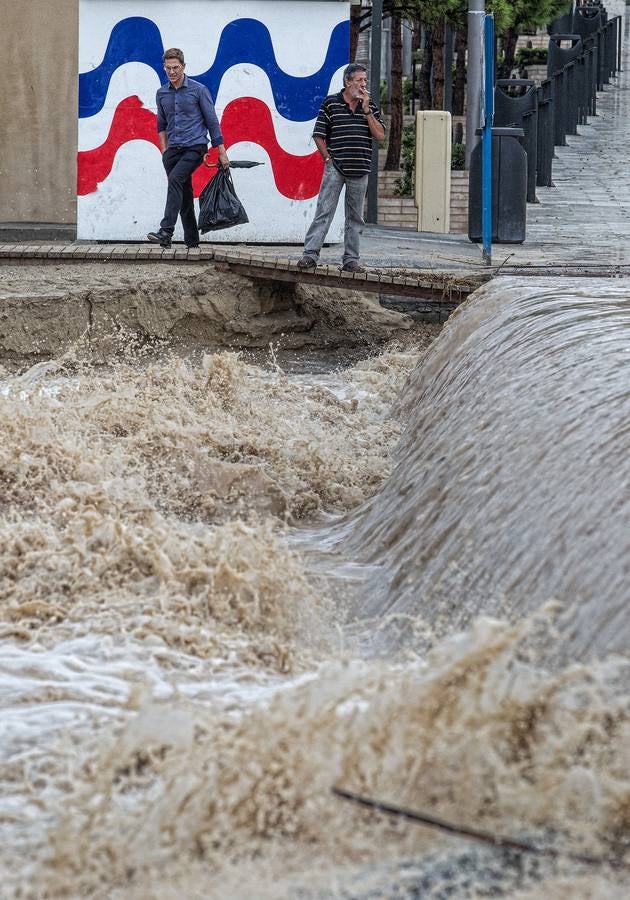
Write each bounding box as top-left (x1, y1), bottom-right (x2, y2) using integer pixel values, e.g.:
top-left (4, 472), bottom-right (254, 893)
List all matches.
top-left (341, 260), bottom-right (366, 274)
top-left (297, 255), bottom-right (316, 270)
top-left (186, 242), bottom-right (200, 249)
top-left (147, 230), bottom-right (172, 248)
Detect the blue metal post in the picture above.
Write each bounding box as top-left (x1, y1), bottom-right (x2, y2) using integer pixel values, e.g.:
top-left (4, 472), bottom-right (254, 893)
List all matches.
top-left (481, 14), bottom-right (494, 264)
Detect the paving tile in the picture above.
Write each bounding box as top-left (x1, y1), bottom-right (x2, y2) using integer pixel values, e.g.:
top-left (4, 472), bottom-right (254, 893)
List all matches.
top-left (5, 52), bottom-right (630, 281)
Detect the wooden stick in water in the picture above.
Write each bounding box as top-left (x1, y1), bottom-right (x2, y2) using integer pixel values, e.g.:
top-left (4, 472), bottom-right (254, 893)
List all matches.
top-left (332, 786), bottom-right (629, 870)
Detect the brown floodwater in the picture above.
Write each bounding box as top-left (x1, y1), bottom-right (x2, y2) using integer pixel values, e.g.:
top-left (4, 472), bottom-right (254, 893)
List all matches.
top-left (0, 272), bottom-right (628, 899)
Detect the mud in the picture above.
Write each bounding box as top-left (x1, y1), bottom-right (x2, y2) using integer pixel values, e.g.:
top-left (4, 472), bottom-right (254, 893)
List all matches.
top-left (0, 262), bottom-right (415, 368)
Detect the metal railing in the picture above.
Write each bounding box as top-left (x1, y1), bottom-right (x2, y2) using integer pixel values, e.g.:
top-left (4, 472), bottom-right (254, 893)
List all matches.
top-left (497, 6), bottom-right (622, 194)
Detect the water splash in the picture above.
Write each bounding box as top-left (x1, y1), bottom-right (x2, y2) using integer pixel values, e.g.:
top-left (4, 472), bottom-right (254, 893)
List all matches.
top-left (339, 277), bottom-right (630, 665)
top-left (2, 275), bottom-right (629, 897)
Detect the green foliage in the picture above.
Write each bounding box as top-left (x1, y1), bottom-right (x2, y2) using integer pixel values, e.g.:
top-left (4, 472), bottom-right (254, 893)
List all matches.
top-left (503, 0), bottom-right (571, 32)
top-left (451, 142), bottom-right (466, 170)
top-left (390, 0), bottom-right (569, 34)
top-left (400, 0), bottom-right (511, 32)
top-left (487, 0), bottom-right (514, 32)
top-left (394, 121), bottom-right (416, 196)
top-left (516, 46), bottom-right (548, 66)
top-left (380, 79), bottom-right (388, 111)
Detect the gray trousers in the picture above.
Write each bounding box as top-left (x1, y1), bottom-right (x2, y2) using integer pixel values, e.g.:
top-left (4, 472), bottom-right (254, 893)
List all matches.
top-left (303, 164), bottom-right (368, 265)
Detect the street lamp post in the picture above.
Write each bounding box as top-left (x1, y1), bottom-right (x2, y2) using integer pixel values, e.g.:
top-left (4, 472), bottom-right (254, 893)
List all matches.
top-left (366, 0), bottom-right (383, 223)
top-left (466, 0), bottom-right (485, 169)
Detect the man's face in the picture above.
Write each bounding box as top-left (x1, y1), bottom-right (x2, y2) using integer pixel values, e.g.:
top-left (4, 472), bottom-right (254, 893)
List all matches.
top-left (347, 71), bottom-right (368, 99)
top-left (164, 59), bottom-right (185, 85)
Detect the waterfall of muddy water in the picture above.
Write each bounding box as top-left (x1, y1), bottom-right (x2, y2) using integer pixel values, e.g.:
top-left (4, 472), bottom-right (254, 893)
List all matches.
top-left (0, 274), bottom-right (629, 898)
top-left (325, 276), bottom-right (630, 668)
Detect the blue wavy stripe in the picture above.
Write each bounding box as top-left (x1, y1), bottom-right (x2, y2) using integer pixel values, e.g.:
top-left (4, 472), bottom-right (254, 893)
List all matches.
top-left (79, 16), bottom-right (349, 120)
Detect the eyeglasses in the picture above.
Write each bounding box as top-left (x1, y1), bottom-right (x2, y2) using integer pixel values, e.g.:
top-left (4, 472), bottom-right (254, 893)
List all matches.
top-left (164, 64), bottom-right (183, 73)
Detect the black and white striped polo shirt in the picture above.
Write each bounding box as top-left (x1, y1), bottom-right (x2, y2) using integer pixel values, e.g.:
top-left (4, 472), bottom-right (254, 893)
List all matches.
top-left (312, 92), bottom-right (385, 178)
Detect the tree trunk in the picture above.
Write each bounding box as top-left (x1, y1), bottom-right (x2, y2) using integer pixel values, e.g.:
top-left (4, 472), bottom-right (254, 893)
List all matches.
top-left (384, 10), bottom-right (403, 170)
top-left (499, 26), bottom-right (519, 78)
top-left (412, 18), bottom-right (421, 53)
top-left (350, 4), bottom-right (362, 62)
top-left (410, 18), bottom-right (422, 114)
top-left (453, 26), bottom-right (466, 116)
top-left (432, 19), bottom-right (445, 110)
top-left (419, 26), bottom-right (433, 110)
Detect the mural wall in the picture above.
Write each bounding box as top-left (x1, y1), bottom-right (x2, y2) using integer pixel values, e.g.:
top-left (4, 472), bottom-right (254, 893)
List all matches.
top-left (77, 0), bottom-right (350, 242)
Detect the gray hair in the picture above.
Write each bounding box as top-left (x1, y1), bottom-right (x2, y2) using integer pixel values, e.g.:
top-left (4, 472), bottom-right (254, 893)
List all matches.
top-left (343, 63), bottom-right (367, 85)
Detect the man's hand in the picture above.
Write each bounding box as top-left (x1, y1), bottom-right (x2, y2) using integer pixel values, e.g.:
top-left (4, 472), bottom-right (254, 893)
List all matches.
top-left (218, 147), bottom-right (230, 170)
top-left (360, 88), bottom-right (371, 115)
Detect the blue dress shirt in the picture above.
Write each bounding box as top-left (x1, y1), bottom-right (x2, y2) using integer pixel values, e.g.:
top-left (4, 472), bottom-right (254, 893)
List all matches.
top-left (156, 75), bottom-right (224, 147)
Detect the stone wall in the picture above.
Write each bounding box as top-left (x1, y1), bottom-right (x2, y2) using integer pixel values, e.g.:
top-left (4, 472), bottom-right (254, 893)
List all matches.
top-left (0, 0), bottom-right (79, 225)
top-left (523, 64), bottom-right (549, 84)
top-left (376, 169), bottom-right (469, 234)
top-left (449, 170), bottom-right (469, 234)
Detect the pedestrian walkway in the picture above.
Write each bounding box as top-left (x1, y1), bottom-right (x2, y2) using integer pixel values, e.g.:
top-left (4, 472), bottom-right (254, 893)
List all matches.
top-left (505, 4), bottom-right (630, 270)
top-left (359, 4), bottom-right (630, 275)
top-left (1, 4), bottom-right (628, 280)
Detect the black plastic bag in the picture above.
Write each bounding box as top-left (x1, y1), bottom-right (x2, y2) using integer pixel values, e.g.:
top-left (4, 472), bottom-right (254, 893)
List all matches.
top-left (198, 168), bottom-right (249, 233)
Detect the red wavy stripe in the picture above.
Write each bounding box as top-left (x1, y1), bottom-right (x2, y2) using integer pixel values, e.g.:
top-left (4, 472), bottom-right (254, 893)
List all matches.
top-left (77, 95), bottom-right (323, 200)
top-left (77, 96), bottom-right (160, 194)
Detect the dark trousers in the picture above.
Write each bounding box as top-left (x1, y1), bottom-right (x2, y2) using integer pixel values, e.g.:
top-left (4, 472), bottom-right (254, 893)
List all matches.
top-left (159, 144), bottom-right (206, 243)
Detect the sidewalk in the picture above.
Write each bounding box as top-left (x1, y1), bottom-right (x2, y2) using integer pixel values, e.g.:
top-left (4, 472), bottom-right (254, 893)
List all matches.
top-left (2, 6), bottom-right (628, 279)
top-left (504, 5), bottom-right (630, 271)
top-left (339, 5), bottom-right (630, 277)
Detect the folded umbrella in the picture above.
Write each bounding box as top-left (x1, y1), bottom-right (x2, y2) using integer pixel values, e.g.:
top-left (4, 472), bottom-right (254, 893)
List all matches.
top-left (203, 156), bottom-right (265, 169)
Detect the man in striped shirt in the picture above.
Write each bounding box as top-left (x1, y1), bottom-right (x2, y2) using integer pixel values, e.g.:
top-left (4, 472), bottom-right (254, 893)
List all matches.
top-left (297, 63), bottom-right (385, 273)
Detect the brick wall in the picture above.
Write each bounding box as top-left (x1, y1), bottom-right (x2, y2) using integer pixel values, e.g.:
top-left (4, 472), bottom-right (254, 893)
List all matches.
top-left (449, 171), bottom-right (469, 234)
top-left (377, 196), bottom-right (418, 228)
top-left (375, 169), bottom-right (469, 234)
top-left (516, 28), bottom-right (549, 52)
top-left (523, 64), bottom-right (549, 84)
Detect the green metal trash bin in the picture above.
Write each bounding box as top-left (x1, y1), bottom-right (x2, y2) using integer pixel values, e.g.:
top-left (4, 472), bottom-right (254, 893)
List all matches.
top-left (468, 127), bottom-right (527, 244)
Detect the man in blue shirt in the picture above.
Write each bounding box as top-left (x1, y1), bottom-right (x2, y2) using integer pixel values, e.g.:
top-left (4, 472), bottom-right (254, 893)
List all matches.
top-left (147, 48), bottom-right (229, 249)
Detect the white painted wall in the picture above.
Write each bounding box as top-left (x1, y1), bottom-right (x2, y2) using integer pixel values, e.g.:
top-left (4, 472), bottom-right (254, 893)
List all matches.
top-left (77, 0), bottom-right (349, 242)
